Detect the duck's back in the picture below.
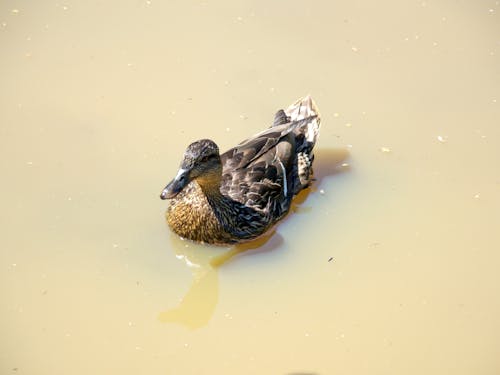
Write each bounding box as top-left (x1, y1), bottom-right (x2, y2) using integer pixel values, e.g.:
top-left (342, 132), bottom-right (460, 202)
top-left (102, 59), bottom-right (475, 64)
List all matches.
top-left (219, 96), bottom-right (320, 221)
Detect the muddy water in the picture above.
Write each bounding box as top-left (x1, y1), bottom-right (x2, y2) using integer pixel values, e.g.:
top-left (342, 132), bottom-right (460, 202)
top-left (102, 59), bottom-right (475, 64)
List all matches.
top-left (1, 1), bottom-right (499, 374)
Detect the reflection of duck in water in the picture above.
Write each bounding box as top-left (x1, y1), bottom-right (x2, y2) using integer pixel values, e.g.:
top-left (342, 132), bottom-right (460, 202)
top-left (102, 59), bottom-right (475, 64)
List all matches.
top-left (159, 231), bottom-right (284, 329)
top-left (160, 96), bottom-right (321, 245)
top-left (158, 236), bottom-right (221, 329)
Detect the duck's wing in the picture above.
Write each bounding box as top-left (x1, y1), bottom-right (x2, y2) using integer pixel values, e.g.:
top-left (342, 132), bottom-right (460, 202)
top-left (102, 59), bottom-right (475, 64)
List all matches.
top-left (220, 96), bottom-right (320, 215)
top-left (219, 123), bottom-right (294, 214)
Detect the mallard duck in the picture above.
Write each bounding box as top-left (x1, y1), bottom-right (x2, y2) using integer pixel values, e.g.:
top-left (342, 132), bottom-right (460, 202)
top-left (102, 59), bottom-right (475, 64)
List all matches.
top-left (160, 95), bottom-right (321, 245)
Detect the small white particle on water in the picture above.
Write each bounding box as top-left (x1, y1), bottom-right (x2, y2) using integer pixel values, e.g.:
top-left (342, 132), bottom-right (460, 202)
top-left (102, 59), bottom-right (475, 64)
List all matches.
top-left (26, 161), bottom-right (33, 165)
top-left (112, 243), bottom-right (118, 248)
top-left (488, 8), bottom-right (494, 13)
top-left (12, 9), bottom-right (20, 14)
top-left (62, 5), bottom-right (68, 10)
top-left (437, 135), bottom-right (447, 143)
top-left (269, 87), bottom-right (275, 92)
top-left (67, 197), bottom-right (72, 201)
top-left (135, 346), bottom-right (142, 350)
top-left (305, 333), bottom-right (310, 337)
top-left (474, 193), bottom-right (480, 199)
top-left (333, 113), bottom-right (339, 118)
top-left (341, 163), bottom-right (349, 167)
top-left (319, 189), bottom-right (325, 195)
top-left (345, 123), bottom-right (352, 127)
top-left (346, 144), bottom-right (353, 148)
top-left (236, 16), bottom-right (243, 21)
top-left (185, 259), bottom-right (200, 268)
top-left (225, 127), bottom-right (230, 132)
top-left (239, 114), bottom-right (247, 120)
top-left (493, 99), bottom-right (497, 103)
top-left (184, 343), bottom-right (189, 348)
top-left (432, 42), bottom-right (438, 47)
top-left (380, 147), bottom-right (391, 153)
top-left (351, 46), bottom-right (358, 52)
top-left (128, 321), bottom-right (134, 327)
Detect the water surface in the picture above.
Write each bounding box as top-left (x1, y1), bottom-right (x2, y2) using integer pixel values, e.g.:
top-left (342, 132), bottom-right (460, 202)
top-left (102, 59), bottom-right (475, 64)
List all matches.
top-left (1, 1), bottom-right (499, 374)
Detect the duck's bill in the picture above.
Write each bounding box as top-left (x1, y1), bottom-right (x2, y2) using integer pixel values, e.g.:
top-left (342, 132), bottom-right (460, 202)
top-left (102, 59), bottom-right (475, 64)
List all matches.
top-left (160, 169), bottom-right (189, 200)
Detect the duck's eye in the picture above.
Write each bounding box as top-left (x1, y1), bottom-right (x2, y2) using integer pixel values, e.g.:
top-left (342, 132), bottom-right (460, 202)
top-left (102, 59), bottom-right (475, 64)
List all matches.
top-left (200, 155), bottom-right (211, 163)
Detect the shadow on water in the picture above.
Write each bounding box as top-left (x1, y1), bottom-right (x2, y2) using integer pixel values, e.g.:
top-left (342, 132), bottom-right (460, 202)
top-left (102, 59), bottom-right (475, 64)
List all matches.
top-left (159, 147), bottom-right (349, 329)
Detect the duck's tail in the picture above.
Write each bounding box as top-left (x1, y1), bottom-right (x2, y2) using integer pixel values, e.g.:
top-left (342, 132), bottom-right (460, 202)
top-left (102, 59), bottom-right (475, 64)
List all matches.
top-left (285, 95), bottom-right (321, 146)
top-left (275, 96), bottom-right (320, 194)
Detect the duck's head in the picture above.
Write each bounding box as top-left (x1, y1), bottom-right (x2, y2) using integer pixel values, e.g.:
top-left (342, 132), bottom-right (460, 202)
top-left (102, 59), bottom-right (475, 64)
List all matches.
top-left (160, 139), bottom-right (222, 199)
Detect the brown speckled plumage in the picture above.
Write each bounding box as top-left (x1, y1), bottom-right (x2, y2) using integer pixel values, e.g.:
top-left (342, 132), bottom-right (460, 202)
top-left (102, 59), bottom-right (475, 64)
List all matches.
top-left (160, 96), bottom-right (321, 245)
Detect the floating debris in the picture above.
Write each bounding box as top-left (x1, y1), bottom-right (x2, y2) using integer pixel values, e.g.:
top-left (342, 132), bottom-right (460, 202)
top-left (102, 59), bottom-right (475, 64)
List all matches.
top-left (11, 9), bottom-right (20, 14)
top-left (380, 146), bottom-right (391, 153)
top-left (333, 112), bottom-right (339, 118)
top-left (351, 46), bottom-right (358, 52)
top-left (474, 193), bottom-right (480, 199)
top-left (319, 189), bottom-right (325, 195)
top-left (341, 162), bottom-right (349, 167)
top-left (345, 123), bottom-right (352, 127)
top-left (437, 135), bottom-right (447, 143)
top-left (328, 257), bottom-right (333, 262)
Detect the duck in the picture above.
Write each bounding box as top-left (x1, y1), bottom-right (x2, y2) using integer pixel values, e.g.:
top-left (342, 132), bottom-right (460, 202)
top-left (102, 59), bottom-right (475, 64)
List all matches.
top-left (160, 95), bottom-right (321, 245)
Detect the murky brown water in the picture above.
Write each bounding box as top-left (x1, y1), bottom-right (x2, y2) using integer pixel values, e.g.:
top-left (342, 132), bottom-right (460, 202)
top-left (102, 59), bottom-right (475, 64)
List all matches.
top-left (1, 1), bottom-right (500, 374)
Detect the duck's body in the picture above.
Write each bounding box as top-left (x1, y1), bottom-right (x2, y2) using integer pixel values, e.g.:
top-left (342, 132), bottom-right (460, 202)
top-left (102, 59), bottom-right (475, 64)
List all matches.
top-left (160, 96), bottom-right (320, 245)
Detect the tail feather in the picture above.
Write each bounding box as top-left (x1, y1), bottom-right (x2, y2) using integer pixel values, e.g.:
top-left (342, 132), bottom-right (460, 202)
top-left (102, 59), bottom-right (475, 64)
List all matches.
top-left (285, 96), bottom-right (321, 194)
top-left (285, 95), bottom-right (321, 144)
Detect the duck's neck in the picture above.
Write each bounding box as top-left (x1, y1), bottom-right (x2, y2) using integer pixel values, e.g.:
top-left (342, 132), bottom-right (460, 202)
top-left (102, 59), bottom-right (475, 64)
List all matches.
top-left (196, 174), bottom-right (232, 215)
